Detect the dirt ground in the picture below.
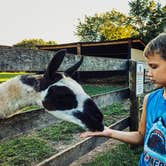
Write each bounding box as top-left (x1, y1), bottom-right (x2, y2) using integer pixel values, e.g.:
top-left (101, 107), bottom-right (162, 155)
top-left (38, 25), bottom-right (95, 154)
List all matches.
top-left (69, 138), bottom-right (123, 166)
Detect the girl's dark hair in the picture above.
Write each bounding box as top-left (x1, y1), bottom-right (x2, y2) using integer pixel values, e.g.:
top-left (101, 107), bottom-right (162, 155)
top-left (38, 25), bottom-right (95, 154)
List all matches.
top-left (143, 33), bottom-right (166, 60)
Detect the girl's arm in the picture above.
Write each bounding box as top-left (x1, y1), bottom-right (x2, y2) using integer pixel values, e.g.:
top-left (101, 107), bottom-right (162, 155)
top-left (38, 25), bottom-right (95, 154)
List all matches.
top-left (80, 95), bottom-right (148, 145)
top-left (80, 129), bottom-right (144, 145)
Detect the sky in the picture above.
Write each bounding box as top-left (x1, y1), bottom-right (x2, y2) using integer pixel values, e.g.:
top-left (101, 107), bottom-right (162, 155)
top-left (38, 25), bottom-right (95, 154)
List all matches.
top-left (0, 0), bottom-right (165, 46)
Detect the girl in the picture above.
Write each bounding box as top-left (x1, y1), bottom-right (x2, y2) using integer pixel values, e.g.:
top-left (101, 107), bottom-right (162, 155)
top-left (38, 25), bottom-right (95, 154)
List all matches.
top-left (80, 33), bottom-right (166, 166)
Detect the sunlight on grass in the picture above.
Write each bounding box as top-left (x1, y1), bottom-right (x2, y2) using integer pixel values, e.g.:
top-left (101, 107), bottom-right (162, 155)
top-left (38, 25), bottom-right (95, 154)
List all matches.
top-left (0, 72), bottom-right (27, 82)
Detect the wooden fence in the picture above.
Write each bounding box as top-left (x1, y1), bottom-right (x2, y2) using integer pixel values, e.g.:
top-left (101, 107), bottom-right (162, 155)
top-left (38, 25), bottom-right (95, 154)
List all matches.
top-left (0, 48), bottom-right (154, 165)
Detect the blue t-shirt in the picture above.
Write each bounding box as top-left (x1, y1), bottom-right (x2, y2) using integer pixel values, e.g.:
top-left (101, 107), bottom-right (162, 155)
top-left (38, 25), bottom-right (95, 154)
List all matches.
top-left (139, 88), bottom-right (166, 165)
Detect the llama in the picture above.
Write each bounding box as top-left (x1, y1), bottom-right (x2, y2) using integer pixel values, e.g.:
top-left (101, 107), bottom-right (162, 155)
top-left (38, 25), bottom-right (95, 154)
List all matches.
top-left (0, 50), bottom-right (104, 131)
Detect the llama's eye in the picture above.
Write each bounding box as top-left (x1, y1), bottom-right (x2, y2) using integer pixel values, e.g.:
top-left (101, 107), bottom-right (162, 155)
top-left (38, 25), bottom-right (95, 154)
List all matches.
top-left (20, 75), bottom-right (39, 90)
top-left (39, 73), bottom-right (63, 91)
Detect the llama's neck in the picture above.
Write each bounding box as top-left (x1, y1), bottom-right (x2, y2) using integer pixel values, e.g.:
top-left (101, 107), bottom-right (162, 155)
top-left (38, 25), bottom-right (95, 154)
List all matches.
top-left (0, 76), bottom-right (41, 119)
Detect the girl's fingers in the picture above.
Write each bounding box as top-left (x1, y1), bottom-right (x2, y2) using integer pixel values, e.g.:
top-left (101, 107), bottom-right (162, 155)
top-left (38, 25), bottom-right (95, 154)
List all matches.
top-left (80, 131), bottom-right (102, 138)
top-left (80, 132), bottom-right (93, 138)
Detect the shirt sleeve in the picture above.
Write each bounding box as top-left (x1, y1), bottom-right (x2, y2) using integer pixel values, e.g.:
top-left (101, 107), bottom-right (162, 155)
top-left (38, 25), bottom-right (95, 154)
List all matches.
top-left (138, 95), bottom-right (148, 135)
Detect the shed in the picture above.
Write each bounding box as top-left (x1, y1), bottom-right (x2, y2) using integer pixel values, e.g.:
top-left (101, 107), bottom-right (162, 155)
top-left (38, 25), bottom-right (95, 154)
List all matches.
top-left (37, 38), bottom-right (146, 61)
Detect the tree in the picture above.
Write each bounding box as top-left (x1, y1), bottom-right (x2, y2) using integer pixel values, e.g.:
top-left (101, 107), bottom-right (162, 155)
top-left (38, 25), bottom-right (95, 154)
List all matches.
top-left (128, 0), bottom-right (166, 43)
top-left (75, 10), bottom-right (138, 42)
top-left (75, 0), bottom-right (166, 43)
top-left (98, 10), bottom-right (138, 40)
top-left (75, 14), bottom-right (104, 42)
top-left (14, 38), bottom-right (57, 49)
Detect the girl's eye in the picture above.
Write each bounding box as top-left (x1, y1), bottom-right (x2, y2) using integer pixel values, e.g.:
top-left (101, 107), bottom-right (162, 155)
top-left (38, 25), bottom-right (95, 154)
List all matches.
top-left (150, 64), bottom-right (158, 69)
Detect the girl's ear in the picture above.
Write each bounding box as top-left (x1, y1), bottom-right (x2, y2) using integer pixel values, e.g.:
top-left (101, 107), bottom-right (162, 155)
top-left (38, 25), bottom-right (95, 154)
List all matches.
top-left (65, 55), bottom-right (83, 76)
top-left (44, 49), bottom-right (66, 80)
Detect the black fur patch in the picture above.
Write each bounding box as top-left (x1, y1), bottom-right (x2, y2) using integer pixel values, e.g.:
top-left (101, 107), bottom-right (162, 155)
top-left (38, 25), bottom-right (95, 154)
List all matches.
top-left (20, 75), bottom-right (40, 91)
top-left (42, 85), bottom-right (78, 110)
top-left (21, 73), bottom-right (64, 91)
top-left (73, 99), bottom-right (104, 131)
top-left (39, 73), bottom-right (63, 91)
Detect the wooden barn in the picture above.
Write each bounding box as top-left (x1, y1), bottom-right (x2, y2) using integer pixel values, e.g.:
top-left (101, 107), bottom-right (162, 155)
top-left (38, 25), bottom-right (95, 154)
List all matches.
top-left (37, 38), bottom-right (146, 62)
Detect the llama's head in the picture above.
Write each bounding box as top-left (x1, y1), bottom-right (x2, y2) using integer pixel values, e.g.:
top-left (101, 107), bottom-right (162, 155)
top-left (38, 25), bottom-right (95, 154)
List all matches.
top-left (21, 50), bottom-right (104, 131)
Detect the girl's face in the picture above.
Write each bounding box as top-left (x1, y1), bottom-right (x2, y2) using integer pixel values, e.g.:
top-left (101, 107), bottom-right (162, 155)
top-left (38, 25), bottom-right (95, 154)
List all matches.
top-left (146, 54), bottom-right (166, 88)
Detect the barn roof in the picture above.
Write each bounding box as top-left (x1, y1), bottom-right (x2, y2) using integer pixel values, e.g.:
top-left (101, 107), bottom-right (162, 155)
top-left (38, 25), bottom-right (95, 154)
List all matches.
top-left (37, 38), bottom-right (145, 59)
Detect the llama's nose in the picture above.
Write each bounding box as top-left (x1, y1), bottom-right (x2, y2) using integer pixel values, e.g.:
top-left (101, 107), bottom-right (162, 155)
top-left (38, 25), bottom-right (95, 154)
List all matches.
top-left (96, 123), bottom-right (104, 131)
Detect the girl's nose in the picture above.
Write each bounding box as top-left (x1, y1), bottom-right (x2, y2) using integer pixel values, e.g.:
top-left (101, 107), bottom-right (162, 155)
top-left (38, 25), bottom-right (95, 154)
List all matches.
top-left (147, 70), bottom-right (151, 76)
top-left (147, 70), bottom-right (153, 79)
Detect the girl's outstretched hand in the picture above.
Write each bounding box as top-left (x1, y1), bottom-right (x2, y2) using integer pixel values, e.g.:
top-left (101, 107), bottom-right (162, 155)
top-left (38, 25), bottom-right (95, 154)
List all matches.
top-left (80, 129), bottom-right (112, 138)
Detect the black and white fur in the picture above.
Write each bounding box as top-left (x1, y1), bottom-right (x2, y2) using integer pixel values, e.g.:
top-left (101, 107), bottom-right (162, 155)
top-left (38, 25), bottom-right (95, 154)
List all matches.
top-left (0, 50), bottom-right (104, 131)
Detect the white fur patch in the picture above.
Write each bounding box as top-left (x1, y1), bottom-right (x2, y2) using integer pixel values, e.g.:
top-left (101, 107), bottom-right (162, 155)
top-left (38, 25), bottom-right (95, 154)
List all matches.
top-left (0, 76), bottom-right (42, 118)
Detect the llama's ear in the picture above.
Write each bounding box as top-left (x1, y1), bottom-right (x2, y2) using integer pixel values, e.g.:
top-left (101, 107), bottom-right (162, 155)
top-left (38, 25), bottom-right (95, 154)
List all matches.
top-left (44, 49), bottom-right (66, 80)
top-left (65, 55), bottom-right (83, 76)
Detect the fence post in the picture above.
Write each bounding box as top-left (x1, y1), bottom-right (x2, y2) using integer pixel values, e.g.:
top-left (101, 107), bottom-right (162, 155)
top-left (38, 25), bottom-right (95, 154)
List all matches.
top-left (129, 60), bottom-right (140, 131)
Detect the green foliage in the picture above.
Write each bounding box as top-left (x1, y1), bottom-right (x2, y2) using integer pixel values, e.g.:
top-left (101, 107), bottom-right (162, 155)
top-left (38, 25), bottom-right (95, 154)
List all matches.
top-left (75, 10), bottom-right (138, 42)
top-left (75, 14), bottom-right (104, 42)
top-left (98, 10), bottom-right (138, 40)
top-left (128, 0), bottom-right (166, 43)
top-left (75, 1), bottom-right (166, 43)
top-left (14, 38), bottom-right (57, 49)
top-left (83, 143), bottom-right (142, 166)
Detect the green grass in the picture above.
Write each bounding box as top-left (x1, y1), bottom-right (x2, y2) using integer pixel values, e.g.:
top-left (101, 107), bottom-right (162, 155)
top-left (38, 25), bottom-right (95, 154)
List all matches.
top-left (102, 103), bottom-right (128, 126)
top-left (0, 136), bottom-right (54, 166)
top-left (0, 103), bottom-right (127, 165)
top-left (36, 121), bottom-right (84, 142)
top-left (0, 72), bottom-right (26, 82)
top-left (82, 84), bottom-right (121, 96)
top-left (82, 144), bottom-right (142, 166)
top-left (0, 121), bottom-right (84, 165)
